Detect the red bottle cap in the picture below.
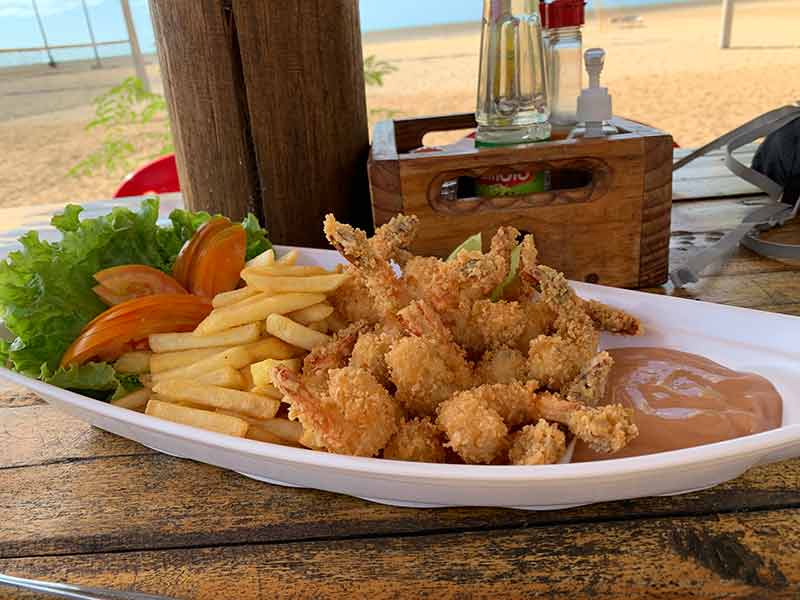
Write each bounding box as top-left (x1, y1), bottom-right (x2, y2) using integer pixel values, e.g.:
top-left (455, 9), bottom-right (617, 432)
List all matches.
top-left (540, 0), bottom-right (585, 29)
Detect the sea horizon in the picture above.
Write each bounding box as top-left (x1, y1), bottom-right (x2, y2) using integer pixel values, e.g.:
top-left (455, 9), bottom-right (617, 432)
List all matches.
top-left (0, 0), bottom-right (749, 69)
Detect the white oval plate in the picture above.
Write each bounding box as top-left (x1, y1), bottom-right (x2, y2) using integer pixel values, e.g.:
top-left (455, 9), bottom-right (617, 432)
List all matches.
top-left (2, 245), bottom-right (799, 510)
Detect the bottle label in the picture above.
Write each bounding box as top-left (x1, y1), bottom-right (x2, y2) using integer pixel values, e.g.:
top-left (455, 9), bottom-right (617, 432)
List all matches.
top-left (476, 171), bottom-right (548, 196)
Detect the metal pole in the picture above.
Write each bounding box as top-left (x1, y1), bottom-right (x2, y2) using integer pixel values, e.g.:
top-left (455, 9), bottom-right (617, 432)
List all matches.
top-left (81, 0), bottom-right (102, 68)
top-left (31, 0), bottom-right (55, 67)
top-left (720, 0), bottom-right (735, 49)
top-left (120, 0), bottom-right (150, 91)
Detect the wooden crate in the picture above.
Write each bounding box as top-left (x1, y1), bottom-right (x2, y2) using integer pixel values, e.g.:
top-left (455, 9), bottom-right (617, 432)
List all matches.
top-left (368, 113), bottom-right (673, 288)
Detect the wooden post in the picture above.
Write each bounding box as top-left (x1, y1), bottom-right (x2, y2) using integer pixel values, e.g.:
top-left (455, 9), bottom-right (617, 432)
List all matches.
top-left (150, 0), bottom-right (372, 247)
top-left (720, 0), bottom-right (735, 49)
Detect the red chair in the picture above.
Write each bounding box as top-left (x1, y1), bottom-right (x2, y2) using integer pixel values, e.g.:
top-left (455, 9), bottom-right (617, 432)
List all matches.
top-left (114, 154), bottom-right (180, 198)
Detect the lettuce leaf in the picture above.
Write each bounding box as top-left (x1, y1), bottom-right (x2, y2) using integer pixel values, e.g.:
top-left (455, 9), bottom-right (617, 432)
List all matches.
top-left (0, 197), bottom-right (270, 400)
top-left (42, 362), bottom-right (141, 402)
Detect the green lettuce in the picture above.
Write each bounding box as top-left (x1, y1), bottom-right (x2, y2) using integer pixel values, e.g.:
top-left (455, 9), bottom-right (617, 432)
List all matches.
top-left (42, 362), bottom-right (141, 402)
top-left (0, 197), bottom-right (270, 400)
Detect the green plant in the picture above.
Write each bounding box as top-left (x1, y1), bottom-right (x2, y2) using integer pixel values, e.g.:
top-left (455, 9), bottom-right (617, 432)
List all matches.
top-left (363, 55), bottom-right (397, 87)
top-left (68, 77), bottom-right (173, 178)
top-left (71, 56), bottom-right (398, 178)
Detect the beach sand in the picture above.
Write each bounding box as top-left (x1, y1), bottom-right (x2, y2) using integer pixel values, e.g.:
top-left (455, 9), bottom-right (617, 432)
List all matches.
top-left (1, 0), bottom-right (798, 208)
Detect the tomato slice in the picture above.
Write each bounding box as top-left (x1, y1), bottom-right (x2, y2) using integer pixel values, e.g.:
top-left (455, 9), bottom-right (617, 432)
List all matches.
top-left (61, 294), bottom-right (212, 367)
top-left (190, 224), bottom-right (247, 299)
top-left (172, 217), bottom-right (231, 289)
top-left (93, 265), bottom-right (187, 306)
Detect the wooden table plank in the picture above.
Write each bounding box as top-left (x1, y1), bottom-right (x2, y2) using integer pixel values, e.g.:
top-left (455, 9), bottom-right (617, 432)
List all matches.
top-left (0, 404), bottom-right (151, 468)
top-left (2, 445), bottom-right (798, 560)
top-left (2, 509), bottom-right (799, 599)
top-left (672, 145), bottom-right (761, 201)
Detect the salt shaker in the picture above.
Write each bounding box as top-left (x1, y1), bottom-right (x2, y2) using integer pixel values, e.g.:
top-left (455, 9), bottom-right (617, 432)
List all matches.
top-left (540, 0), bottom-right (585, 126)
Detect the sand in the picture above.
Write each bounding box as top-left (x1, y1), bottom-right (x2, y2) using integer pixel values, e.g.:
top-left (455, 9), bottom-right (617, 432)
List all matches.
top-left (1, 0), bottom-right (798, 209)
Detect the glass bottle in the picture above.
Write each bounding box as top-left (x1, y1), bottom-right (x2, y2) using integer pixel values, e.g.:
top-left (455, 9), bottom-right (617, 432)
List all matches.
top-left (540, 0), bottom-right (585, 126)
top-left (476, 0), bottom-right (551, 146)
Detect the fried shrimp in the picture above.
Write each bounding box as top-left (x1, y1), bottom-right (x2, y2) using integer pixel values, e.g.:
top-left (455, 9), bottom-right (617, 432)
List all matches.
top-left (582, 299), bottom-right (643, 336)
top-left (527, 265), bottom-right (599, 390)
top-left (386, 301), bottom-right (473, 417)
top-left (273, 366), bottom-right (400, 457)
top-left (535, 392), bottom-right (638, 454)
top-left (370, 214), bottom-right (419, 266)
top-left (508, 420), bottom-right (567, 465)
top-left (475, 345), bottom-right (527, 384)
top-left (383, 417), bottom-right (446, 463)
top-left (349, 319), bottom-right (403, 387)
top-left (563, 351), bottom-right (614, 406)
top-left (324, 215), bottom-right (410, 316)
top-left (303, 213), bottom-right (643, 463)
top-left (328, 268), bottom-right (383, 325)
top-left (436, 382), bottom-right (542, 464)
top-left (303, 320), bottom-right (368, 390)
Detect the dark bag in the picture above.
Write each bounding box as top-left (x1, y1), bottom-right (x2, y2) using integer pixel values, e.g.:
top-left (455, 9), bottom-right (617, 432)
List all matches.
top-left (752, 116), bottom-right (800, 206)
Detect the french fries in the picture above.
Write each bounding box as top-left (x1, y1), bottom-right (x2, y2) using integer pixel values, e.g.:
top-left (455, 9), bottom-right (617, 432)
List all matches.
top-left (152, 380), bottom-right (281, 419)
top-left (151, 346), bottom-right (253, 385)
top-left (195, 366), bottom-right (246, 389)
top-left (146, 399), bottom-right (249, 437)
top-left (111, 387), bottom-right (151, 411)
top-left (243, 272), bottom-right (349, 294)
top-left (150, 347), bottom-right (231, 373)
top-left (250, 358), bottom-right (301, 388)
top-left (243, 337), bottom-right (304, 361)
top-left (244, 265), bottom-right (330, 277)
top-left (212, 286), bottom-right (260, 308)
top-left (149, 323), bottom-right (261, 352)
top-left (139, 246), bottom-right (355, 443)
top-left (287, 302), bottom-right (334, 326)
top-left (114, 351), bottom-right (152, 375)
top-left (266, 314), bottom-right (330, 351)
top-left (250, 384), bottom-right (284, 400)
top-left (245, 248), bottom-right (275, 269)
top-left (254, 418), bottom-right (303, 444)
top-left (195, 293), bottom-right (325, 335)
top-left (277, 249), bottom-right (299, 265)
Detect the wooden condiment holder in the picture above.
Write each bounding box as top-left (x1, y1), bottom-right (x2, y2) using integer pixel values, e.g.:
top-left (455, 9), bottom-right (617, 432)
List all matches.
top-left (368, 113), bottom-right (673, 288)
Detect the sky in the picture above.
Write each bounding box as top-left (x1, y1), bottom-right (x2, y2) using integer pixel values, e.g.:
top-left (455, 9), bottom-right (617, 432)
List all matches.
top-left (0, 0), bottom-right (696, 66)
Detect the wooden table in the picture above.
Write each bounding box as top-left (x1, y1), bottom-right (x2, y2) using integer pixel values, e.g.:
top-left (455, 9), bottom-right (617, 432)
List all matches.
top-left (2, 158), bottom-right (800, 598)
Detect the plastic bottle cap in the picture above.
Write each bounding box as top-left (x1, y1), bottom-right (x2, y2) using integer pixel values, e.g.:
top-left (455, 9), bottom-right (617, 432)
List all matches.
top-left (540, 0), bottom-right (585, 29)
top-left (577, 48), bottom-right (613, 124)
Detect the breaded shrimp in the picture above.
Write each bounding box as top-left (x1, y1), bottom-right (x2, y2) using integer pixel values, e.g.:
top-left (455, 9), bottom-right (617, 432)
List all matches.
top-left (327, 267), bottom-right (383, 325)
top-left (527, 266), bottom-right (599, 390)
top-left (383, 417), bottom-right (446, 463)
top-left (535, 392), bottom-right (638, 454)
top-left (403, 226), bottom-right (519, 315)
top-left (349, 319), bottom-right (404, 387)
top-left (436, 382), bottom-right (541, 464)
top-left (324, 215), bottom-right (411, 316)
top-left (508, 420), bottom-right (567, 465)
top-left (273, 366), bottom-right (400, 457)
top-left (563, 351), bottom-right (613, 406)
top-left (303, 320), bottom-right (368, 390)
top-left (386, 301), bottom-right (473, 417)
top-left (475, 345), bottom-right (527, 384)
top-left (370, 214), bottom-right (419, 266)
top-left (452, 298), bottom-right (527, 355)
top-left (581, 299), bottom-right (643, 336)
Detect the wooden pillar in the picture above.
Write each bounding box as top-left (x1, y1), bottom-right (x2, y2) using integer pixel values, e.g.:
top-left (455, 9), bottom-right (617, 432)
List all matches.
top-left (150, 0), bottom-right (372, 247)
